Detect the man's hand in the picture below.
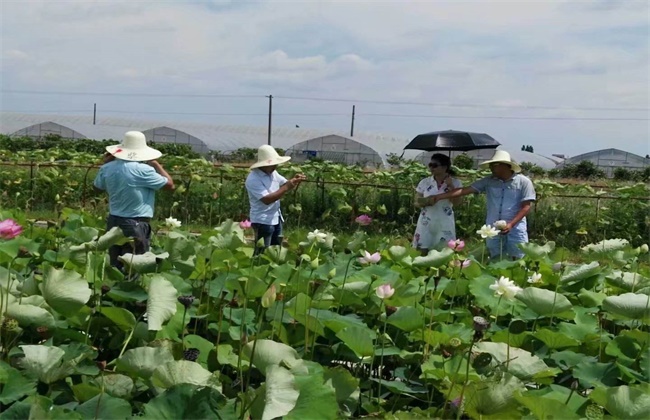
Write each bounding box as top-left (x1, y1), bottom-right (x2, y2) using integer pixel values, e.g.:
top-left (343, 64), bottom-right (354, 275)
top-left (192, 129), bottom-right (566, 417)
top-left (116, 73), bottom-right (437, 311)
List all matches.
top-left (500, 222), bottom-right (513, 235)
top-left (286, 174), bottom-right (306, 190)
top-left (444, 175), bottom-right (455, 189)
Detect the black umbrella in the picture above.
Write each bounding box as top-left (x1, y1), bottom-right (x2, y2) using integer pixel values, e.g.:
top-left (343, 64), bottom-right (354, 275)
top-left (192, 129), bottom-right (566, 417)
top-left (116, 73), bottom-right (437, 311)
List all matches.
top-left (403, 130), bottom-right (500, 152)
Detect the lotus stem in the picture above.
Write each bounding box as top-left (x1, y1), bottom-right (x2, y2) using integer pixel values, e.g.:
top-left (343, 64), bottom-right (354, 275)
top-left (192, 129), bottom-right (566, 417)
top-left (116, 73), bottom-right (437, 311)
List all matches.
top-left (377, 301), bottom-right (389, 406)
top-left (336, 256), bottom-right (355, 313)
top-left (455, 341), bottom-right (475, 420)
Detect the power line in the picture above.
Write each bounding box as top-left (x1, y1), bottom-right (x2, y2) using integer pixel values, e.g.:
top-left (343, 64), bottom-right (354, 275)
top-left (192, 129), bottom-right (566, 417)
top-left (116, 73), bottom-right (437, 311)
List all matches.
top-left (1, 90), bottom-right (262, 99)
top-left (357, 113), bottom-right (649, 121)
top-left (2, 109), bottom-right (646, 122)
top-left (274, 95), bottom-right (649, 112)
top-left (0, 109), bottom-right (348, 117)
top-left (2, 89), bottom-right (647, 112)
top-left (99, 110), bottom-right (348, 117)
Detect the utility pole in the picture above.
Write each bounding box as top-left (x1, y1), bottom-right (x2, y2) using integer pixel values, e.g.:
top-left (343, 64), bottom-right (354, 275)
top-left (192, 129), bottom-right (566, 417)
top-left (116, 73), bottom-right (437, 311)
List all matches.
top-left (93, 103), bottom-right (97, 125)
top-left (350, 105), bottom-right (355, 137)
top-left (267, 95), bottom-right (273, 145)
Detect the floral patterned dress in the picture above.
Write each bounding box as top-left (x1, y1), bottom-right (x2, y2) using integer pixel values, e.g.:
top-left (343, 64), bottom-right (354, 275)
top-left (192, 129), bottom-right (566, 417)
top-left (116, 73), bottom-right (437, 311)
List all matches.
top-left (412, 176), bottom-right (462, 250)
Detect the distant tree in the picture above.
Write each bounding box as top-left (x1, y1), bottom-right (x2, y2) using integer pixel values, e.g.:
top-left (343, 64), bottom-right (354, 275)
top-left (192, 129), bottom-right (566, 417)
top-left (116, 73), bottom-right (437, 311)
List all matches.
top-left (613, 167), bottom-right (634, 181)
top-left (521, 145), bottom-right (534, 153)
top-left (453, 153), bottom-right (475, 170)
top-left (558, 161), bottom-right (606, 180)
top-left (519, 162), bottom-right (545, 177)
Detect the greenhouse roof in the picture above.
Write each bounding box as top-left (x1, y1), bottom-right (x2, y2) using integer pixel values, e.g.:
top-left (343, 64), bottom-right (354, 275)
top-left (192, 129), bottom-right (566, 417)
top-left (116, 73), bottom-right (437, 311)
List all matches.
top-left (0, 112), bottom-right (414, 158)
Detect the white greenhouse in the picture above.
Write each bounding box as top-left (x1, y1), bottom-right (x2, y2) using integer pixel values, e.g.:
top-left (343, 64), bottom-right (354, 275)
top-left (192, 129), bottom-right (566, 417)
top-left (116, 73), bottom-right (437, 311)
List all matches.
top-left (0, 112), bottom-right (411, 167)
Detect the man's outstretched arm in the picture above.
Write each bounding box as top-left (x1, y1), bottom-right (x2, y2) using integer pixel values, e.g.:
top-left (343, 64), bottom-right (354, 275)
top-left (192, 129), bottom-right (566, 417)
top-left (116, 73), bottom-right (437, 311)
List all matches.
top-left (427, 186), bottom-right (478, 206)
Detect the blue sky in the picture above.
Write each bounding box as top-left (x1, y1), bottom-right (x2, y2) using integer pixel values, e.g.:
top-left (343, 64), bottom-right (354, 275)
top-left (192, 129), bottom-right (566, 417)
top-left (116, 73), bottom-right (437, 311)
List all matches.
top-left (1, 0), bottom-right (648, 157)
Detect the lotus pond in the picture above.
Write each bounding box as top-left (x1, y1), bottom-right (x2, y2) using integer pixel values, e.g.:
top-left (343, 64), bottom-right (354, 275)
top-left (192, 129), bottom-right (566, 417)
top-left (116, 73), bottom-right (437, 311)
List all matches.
top-left (0, 211), bottom-right (649, 419)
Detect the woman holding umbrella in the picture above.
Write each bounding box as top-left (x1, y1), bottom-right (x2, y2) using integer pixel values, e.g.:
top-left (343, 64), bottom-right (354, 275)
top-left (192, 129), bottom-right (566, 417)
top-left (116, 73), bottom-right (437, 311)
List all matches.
top-left (412, 153), bottom-right (462, 254)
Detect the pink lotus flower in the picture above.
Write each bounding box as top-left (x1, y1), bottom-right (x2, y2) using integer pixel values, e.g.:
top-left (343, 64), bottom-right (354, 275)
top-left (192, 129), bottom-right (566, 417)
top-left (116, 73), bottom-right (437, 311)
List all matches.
top-left (239, 220), bottom-right (252, 229)
top-left (453, 259), bottom-right (471, 268)
top-left (358, 250), bottom-right (381, 265)
top-left (376, 284), bottom-right (395, 299)
top-left (355, 214), bottom-right (373, 226)
top-left (447, 239), bottom-right (465, 251)
top-left (0, 219), bottom-right (22, 239)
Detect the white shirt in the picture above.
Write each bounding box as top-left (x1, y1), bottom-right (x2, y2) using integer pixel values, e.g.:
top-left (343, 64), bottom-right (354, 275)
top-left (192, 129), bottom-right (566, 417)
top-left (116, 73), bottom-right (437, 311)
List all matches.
top-left (245, 169), bottom-right (287, 225)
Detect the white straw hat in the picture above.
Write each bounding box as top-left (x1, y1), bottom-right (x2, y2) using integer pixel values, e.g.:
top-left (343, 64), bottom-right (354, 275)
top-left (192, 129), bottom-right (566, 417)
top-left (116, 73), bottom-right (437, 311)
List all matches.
top-left (250, 145), bottom-right (291, 169)
top-left (479, 150), bottom-right (521, 173)
top-left (106, 131), bottom-right (162, 162)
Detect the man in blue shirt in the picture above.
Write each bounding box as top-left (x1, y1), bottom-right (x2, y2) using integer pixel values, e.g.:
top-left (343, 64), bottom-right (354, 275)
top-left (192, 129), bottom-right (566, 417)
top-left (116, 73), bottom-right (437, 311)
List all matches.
top-left (245, 145), bottom-right (306, 254)
top-left (429, 150), bottom-right (536, 259)
top-left (94, 131), bottom-right (174, 271)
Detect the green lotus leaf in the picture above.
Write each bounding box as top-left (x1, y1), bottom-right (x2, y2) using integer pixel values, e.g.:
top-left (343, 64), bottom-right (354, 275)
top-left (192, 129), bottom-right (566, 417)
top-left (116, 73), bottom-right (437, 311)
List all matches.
top-left (116, 346), bottom-right (175, 379)
top-left (606, 271), bottom-right (650, 292)
top-left (388, 245), bottom-right (408, 261)
top-left (516, 287), bottom-right (573, 317)
top-left (0, 361), bottom-right (36, 404)
top-left (324, 366), bottom-right (360, 417)
top-left (589, 385), bottom-right (650, 420)
top-left (146, 275), bottom-right (179, 331)
top-left (560, 261), bottom-right (600, 283)
top-left (41, 267), bottom-right (91, 317)
top-left (519, 241), bottom-right (555, 260)
top-left (91, 374), bottom-right (134, 400)
top-left (75, 394), bottom-right (132, 420)
top-left (242, 340), bottom-right (301, 375)
top-left (573, 361), bottom-right (619, 388)
top-left (474, 342), bottom-right (552, 380)
top-left (464, 373), bottom-right (524, 418)
top-left (602, 293), bottom-right (650, 320)
top-left (259, 365), bottom-right (299, 420)
top-left (119, 251), bottom-right (169, 274)
top-left (151, 360), bottom-right (215, 389)
top-left (6, 303), bottom-right (55, 328)
top-left (581, 238), bottom-right (629, 254)
top-left (533, 329), bottom-right (580, 349)
top-left (100, 307), bottom-right (136, 332)
top-left (387, 307), bottom-right (424, 332)
top-left (412, 247), bottom-right (454, 268)
top-left (141, 384), bottom-right (234, 420)
top-left (336, 326), bottom-right (375, 358)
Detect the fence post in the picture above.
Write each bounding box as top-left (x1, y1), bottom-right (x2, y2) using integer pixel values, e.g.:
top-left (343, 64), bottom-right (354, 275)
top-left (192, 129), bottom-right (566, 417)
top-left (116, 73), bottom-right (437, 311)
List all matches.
top-left (29, 160), bottom-right (34, 196)
top-left (319, 176), bottom-right (326, 218)
top-left (81, 164), bottom-right (94, 208)
top-left (218, 172), bottom-right (224, 224)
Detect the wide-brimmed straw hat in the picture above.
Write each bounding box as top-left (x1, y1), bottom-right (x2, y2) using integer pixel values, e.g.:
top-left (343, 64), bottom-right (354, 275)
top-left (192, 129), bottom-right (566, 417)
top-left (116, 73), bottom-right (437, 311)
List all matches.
top-left (250, 145), bottom-right (291, 169)
top-left (106, 131), bottom-right (162, 162)
top-left (479, 150), bottom-right (521, 173)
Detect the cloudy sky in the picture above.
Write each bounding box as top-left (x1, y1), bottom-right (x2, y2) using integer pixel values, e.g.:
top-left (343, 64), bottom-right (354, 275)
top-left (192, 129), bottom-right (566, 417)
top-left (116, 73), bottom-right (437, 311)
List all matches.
top-left (1, 0), bottom-right (648, 157)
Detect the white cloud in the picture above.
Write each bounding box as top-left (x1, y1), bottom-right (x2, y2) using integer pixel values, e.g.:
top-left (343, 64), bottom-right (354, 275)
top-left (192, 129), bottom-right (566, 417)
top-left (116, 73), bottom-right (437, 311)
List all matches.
top-left (0, 0), bottom-right (647, 156)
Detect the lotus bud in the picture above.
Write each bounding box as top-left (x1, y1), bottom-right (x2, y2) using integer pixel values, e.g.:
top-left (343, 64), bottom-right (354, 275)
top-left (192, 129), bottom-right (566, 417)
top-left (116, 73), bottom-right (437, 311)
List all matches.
top-left (310, 258), bottom-right (319, 269)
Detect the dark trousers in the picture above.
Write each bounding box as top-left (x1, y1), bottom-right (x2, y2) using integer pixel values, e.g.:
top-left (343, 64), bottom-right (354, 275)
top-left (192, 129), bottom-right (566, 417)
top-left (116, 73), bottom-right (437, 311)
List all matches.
top-left (252, 222), bottom-right (282, 255)
top-left (106, 215), bottom-right (152, 272)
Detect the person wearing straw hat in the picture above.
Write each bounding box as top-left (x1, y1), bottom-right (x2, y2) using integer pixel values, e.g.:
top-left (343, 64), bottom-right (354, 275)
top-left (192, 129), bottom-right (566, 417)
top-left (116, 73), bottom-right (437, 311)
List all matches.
top-left (245, 145), bottom-right (306, 254)
top-left (94, 131), bottom-right (174, 271)
top-left (429, 150), bottom-right (536, 260)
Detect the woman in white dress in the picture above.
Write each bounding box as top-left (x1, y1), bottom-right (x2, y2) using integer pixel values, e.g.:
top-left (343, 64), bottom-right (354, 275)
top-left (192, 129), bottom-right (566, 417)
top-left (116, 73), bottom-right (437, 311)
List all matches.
top-left (412, 153), bottom-right (463, 254)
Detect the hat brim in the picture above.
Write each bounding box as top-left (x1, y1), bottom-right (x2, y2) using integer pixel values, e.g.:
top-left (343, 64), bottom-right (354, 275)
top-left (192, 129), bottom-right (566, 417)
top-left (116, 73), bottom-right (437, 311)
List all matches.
top-left (106, 144), bottom-right (162, 162)
top-left (250, 156), bottom-right (291, 169)
top-left (479, 159), bottom-right (521, 173)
